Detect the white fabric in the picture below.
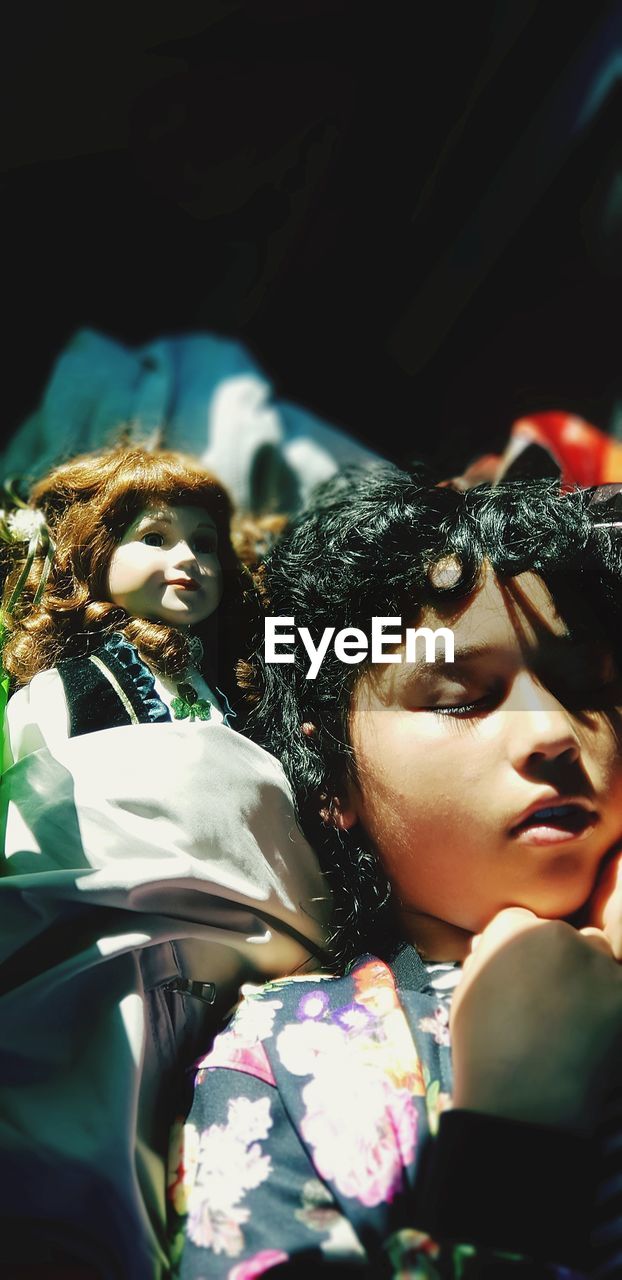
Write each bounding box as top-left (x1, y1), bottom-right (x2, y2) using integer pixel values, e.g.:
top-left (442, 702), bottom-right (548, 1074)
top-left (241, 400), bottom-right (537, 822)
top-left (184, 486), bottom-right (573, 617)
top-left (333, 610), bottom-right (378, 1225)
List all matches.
top-left (2, 664), bottom-right (224, 769)
top-left (2, 667), bottom-right (71, 765)
top-left (0, 716), bottom-right (330, 1276)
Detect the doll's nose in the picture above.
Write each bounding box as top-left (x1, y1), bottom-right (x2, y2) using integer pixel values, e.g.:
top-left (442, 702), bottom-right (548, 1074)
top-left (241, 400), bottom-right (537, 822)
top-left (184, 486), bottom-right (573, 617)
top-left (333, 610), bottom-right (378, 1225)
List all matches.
top-left (170, 540), bottom-right (198, 568)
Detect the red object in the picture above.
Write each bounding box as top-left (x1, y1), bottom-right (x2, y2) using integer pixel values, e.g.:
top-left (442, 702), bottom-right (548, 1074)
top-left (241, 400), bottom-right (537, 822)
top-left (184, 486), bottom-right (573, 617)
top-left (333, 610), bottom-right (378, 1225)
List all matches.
top-left (452, 411), bottom-right (622, 490)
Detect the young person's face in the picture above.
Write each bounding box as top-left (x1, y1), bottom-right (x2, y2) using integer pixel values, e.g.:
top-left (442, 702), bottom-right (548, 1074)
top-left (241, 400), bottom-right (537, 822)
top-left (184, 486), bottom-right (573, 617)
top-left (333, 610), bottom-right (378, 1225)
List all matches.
top-left (339, 568), bottom-right (622, 960)
top-left (108, 503), bottom-right (223, 627)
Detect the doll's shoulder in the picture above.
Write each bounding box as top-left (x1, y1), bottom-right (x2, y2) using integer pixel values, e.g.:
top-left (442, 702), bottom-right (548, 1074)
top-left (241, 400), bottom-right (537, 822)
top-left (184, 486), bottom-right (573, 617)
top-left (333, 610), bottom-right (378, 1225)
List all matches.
top-left (55, 632), bottom-right (171, 735)
top-left (3, 667), bottom-right (70, 765)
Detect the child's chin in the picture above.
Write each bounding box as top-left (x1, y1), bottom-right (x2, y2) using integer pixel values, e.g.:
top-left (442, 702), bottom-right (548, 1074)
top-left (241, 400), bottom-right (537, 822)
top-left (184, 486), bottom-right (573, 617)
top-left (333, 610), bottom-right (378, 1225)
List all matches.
top-left (499, 873), bottom-right (600, 927)
top-left (529, 881), bottom-right (600, 924)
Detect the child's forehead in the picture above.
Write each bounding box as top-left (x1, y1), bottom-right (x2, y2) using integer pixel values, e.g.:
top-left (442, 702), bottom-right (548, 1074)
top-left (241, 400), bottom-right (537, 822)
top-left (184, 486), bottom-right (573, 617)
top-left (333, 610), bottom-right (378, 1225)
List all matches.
top-left (351, 567), bottom-right (611, 714)
top-left (388, 567), bottom-right (595, 677)
top-left (423, 568), bottom-right (570, 648)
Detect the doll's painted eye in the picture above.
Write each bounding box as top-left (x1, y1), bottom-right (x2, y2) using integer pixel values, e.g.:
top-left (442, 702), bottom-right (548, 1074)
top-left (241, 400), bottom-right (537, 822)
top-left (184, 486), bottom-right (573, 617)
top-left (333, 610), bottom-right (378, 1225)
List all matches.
top-left (142, 531), bottom-right (164, 547)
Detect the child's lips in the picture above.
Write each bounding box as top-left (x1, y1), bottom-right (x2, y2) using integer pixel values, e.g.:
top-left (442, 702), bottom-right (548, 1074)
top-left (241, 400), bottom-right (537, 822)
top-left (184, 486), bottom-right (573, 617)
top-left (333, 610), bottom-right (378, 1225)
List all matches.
top-left (510, 799), bottom-right (598, 845)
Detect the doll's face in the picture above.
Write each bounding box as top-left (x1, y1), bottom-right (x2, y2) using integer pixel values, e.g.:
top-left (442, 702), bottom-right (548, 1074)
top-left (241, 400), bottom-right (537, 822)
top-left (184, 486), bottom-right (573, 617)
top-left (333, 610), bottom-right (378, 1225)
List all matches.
top-left (339, 568), bottom-right (622, 960)
top-left (108, 503), bottom-right (223, 627)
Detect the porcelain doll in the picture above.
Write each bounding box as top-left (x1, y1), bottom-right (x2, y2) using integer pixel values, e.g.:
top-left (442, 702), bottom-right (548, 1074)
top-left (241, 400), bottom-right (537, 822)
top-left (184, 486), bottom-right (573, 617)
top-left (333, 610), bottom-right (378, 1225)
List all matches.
top-left (0, 445), bottom-right (330, 1279)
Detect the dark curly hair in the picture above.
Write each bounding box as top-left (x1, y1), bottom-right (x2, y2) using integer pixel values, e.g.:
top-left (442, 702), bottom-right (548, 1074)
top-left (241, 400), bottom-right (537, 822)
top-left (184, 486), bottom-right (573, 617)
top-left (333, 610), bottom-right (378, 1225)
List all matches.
top-left (242, 464), bottom-right (622, 970)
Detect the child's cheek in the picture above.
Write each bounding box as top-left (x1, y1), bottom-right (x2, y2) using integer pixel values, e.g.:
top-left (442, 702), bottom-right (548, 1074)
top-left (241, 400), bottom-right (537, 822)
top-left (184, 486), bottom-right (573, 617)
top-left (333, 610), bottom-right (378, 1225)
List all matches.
top-left (587, 844), bottom-right (622, 959)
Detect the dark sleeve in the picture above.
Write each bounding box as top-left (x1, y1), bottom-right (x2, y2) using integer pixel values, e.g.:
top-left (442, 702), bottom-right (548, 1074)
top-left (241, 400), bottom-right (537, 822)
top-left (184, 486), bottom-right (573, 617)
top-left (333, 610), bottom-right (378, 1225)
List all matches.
top-left (415, 1108), bottom-right (595, 1271)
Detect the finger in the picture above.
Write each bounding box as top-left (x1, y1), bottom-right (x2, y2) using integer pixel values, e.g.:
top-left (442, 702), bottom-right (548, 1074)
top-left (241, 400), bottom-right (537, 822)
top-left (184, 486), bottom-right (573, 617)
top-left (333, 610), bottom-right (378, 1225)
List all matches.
top-left (460, 909), bottom-right (542, 974)
top-left (487, 907), bottom-right (539, 927)
top-left (587, 850), bottom-right (622, 925)
top-left (578, 926), bottom-right (615, 957)
top-left (476, 907), bottom-right (541, 947)
top-left (463, 929), bottom-right (485, 967)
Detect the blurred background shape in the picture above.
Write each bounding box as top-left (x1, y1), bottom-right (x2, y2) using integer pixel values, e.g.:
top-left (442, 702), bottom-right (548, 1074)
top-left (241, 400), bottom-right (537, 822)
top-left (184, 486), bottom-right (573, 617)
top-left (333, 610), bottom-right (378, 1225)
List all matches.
top-left (3, 1), bottom-right (622, 481)
top-left (0, 328), bottom-right (377, 513)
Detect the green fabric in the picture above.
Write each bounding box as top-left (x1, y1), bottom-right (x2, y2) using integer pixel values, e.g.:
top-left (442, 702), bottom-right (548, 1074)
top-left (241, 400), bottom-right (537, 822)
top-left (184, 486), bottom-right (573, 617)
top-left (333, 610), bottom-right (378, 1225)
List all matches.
top-left (0, 619), bottom-right (8, 772)
top-left (0, 627), bottom-right (8, 854)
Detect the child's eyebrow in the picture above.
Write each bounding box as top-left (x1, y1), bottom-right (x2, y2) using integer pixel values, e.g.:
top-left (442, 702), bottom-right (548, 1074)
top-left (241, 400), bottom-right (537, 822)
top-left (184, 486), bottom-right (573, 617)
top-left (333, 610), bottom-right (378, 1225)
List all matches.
top-left (445, 633), bottom-right (598, 667)
top-left (444, 642), bottom-right (495, 666)
top-left (404, 641), bottom-right (496, 676)
top-left (404, 632), bottom-right (596, 678)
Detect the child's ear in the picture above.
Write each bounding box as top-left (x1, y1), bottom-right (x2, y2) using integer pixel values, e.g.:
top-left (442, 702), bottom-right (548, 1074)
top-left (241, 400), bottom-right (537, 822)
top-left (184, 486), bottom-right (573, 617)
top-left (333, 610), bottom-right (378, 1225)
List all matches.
top-left (333, 799), bottom-right (357, 831)
top-left (318, 793), bottom-right (358, 831)
top-left (300, 723), bottom-right (358, 830)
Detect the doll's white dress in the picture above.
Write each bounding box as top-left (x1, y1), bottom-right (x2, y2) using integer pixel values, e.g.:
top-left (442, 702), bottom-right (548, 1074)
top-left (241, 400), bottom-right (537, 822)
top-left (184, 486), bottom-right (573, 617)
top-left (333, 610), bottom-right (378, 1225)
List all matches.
top-left (0, 635), bottom-right (330, 1278)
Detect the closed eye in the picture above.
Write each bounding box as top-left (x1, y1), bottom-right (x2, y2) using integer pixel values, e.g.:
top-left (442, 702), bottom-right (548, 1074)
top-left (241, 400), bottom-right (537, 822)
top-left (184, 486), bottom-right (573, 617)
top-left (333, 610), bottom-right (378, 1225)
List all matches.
top-left (541, 646), bottom-right (621, 706)
top-left (435, 696), bottom-right (494, 716)
top-left (553, 674), bottom-right (622, 711)
top-left (430, 690), bottom-right (500, 718)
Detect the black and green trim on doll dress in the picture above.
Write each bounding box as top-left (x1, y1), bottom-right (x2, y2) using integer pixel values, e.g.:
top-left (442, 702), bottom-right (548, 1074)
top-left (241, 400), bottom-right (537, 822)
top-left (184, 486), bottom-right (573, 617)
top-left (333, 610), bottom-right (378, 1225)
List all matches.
top-left (57, 632), bottom-right (226, 738)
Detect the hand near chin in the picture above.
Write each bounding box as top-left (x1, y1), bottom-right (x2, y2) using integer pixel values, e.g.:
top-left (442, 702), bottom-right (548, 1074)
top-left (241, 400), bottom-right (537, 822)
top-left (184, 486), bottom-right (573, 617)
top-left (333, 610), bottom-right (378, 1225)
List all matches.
top-left (582, 841), bottom-right (622, 958)
top-left (450, 907), bottom-right (622, 1136)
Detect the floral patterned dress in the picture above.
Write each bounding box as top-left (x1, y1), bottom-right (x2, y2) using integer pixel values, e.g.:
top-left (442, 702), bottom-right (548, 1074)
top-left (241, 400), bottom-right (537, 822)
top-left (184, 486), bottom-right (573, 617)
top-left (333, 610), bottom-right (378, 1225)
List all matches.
top-left (168, 952), bottom-right (591, 1279)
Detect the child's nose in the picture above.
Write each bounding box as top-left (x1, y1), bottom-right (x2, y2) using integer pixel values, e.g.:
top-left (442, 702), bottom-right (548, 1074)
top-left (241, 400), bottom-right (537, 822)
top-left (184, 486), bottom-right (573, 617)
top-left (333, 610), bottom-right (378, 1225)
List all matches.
top-left (506, 672), bottom-right (581, 772)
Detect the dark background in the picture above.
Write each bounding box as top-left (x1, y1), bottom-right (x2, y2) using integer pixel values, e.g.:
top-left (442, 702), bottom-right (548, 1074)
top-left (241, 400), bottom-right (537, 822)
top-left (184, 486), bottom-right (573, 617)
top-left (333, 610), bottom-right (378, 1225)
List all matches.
top-left (4, 0), bottom-right (622, 473)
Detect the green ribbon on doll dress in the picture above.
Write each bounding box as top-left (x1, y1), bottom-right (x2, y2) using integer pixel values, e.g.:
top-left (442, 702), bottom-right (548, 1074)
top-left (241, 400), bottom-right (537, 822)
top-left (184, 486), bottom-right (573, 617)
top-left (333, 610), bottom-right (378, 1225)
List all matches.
top-left (169, 635), bottom-right (213, 722)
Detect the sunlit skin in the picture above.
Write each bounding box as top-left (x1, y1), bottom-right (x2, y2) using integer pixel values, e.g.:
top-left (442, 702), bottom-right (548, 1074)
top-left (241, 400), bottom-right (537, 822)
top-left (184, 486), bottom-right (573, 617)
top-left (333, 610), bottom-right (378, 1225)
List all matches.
top-left (107, 503), bottom-right (223, 627)
top-left (585, 839), bottom-right (622, 955)
top-left (338, 568), bottom-right (622, 962)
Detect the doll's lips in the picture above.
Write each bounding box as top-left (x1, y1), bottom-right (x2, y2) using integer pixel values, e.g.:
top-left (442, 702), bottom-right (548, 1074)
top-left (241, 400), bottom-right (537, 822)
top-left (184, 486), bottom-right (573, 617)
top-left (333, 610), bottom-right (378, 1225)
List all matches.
top-left (166, 577), bottom-right (199, 591)
top-left (510, 798), bottom-right (597, 844)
